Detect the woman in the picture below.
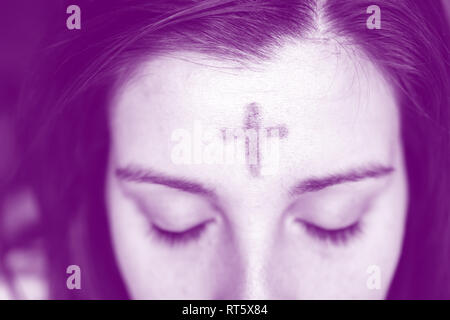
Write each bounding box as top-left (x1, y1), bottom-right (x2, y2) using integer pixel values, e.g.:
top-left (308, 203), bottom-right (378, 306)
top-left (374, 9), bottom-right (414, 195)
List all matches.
top-left (2, 0), bottom-right (449, 299)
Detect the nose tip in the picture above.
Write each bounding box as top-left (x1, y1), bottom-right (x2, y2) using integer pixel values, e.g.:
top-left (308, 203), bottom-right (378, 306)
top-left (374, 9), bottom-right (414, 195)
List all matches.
top-left (239, 264), bottom-right (272, 299)
top-left (214, 264), bottom-right (272, 299)
top-left (214, 239), bottom-right (274, 299)
top-left (213, 206), bottom-right (281, 299)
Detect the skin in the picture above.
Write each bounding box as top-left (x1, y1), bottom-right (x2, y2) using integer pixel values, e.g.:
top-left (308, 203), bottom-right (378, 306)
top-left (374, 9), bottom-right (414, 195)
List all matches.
top-left (106, 39), bottom-right (408, 299)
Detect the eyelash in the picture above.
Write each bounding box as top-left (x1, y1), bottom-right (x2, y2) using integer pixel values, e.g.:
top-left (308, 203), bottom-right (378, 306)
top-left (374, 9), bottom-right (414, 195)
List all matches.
top-left (302, 221), bottom-right (362, 245)
top-left (150, 223), bottom-right (207, 246)
top-left (150, 220), bottom-right (362, 247)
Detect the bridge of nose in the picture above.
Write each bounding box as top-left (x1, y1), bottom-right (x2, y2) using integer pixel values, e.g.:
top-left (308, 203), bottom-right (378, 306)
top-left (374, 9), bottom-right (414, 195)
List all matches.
top-left (215, 198), bottom-right (287, 299)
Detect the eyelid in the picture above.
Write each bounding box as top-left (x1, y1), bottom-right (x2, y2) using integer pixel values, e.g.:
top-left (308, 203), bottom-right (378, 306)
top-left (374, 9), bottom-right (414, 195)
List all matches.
top-left (299, 220), bottom-right (362, 245)
top-left (129, 187), bottom-right (217, 229)
top-left (150, 221), bottom-right (211, 246)
top-left (289, 186), bottom-right (377, 232)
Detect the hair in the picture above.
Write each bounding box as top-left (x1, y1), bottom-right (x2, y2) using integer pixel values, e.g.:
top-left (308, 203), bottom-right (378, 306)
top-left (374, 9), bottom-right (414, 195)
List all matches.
top-left (2, 0), bottom-right (449, 299)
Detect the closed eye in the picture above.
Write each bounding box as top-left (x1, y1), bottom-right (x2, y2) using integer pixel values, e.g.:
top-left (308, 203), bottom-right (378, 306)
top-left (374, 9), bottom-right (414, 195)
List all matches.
top-left (300, 220), bottom-right (362, 245)
top-left (150, 222), bottom-right (209, 246)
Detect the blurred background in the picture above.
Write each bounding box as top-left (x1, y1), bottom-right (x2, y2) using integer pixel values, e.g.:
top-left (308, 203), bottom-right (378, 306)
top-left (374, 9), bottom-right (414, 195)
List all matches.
top-left (0, 0), bottom-right (449, 299)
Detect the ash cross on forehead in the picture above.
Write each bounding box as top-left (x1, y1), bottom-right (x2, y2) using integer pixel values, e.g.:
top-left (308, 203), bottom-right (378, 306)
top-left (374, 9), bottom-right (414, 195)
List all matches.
top-left (243, 103), bottom-right (288, 177)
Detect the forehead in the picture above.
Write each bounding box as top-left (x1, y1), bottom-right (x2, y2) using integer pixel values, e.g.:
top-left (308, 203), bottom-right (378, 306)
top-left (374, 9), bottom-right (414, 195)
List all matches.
top-left (110, 40), bottom-right (399, 186)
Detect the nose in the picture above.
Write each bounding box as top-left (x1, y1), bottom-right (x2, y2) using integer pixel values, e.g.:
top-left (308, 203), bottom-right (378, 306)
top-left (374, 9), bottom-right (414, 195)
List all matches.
top-left (213, 204), bottom-right (280, 299)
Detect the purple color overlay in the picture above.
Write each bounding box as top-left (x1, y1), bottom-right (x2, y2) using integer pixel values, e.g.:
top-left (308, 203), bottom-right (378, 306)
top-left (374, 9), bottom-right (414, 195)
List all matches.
top-left (0, 0), bottom-right (449, 299)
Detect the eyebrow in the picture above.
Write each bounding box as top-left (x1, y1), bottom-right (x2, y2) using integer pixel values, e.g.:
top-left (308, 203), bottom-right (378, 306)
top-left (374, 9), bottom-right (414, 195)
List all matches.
top-left (290, 164), bottom-right (395, 195)
top-left (115, 166), bottom-right (216, 197)
top-left (116, 164), bottom-right (394, 198)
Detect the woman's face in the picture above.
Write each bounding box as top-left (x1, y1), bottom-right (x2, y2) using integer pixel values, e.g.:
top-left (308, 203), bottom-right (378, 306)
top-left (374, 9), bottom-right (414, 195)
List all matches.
top-left (106, 40), bottom-right (408, 299)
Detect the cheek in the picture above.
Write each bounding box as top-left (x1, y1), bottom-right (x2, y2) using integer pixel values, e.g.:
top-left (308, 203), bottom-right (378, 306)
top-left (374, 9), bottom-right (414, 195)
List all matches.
top-left (103, 144), bottom-right (408, 299)
top-left (105, 171), bottom-right (155, 297)
top-left (270, 170), bottom-right (408, 299)
top-left (335, 165), bottom-right (408, 298)
top-left (105, 171), bottom-right (230, 299)
top-left (360, 151), bottom-right (408, 293)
